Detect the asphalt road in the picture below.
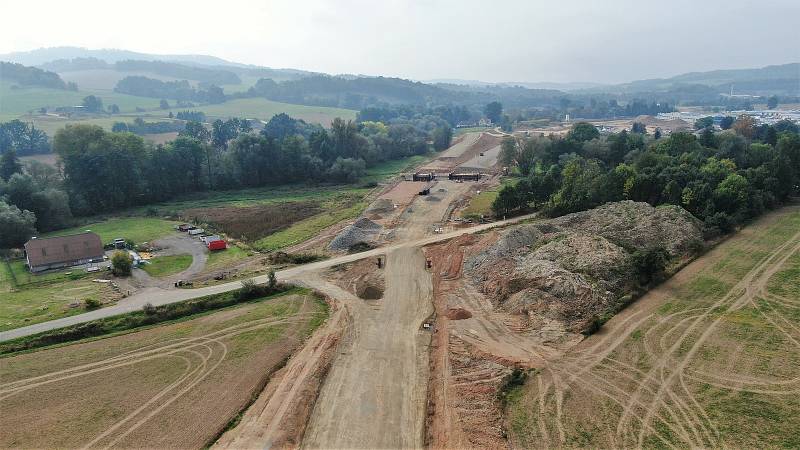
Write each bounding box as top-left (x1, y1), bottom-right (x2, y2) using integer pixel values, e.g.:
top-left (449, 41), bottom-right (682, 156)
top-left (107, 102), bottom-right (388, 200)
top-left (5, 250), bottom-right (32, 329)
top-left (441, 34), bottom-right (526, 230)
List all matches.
top-left (0, 214), bottom-right (535, 342)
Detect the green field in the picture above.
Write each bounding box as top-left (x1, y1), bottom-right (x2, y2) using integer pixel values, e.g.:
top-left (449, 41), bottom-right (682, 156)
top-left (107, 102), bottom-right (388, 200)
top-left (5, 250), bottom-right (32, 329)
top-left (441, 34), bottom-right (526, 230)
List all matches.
top-left (137, 184), bottom-right (370, 214)
top-left (254, 200), bottom-right (368, 251)
top-left (0, 259), bottom-right (114, 332)
top-left (0, 80), bottom-right (161, 115)
top-left (153, 97), bottom-right (355, 126)
top-left (361, 154), bottom-right (431, 184)
top-left (142, 254), bottom-right (193, 277)
top-left (460, 177), bottom-right (519, 218)
top-left (44, 217), bottom-right (178, 245)
top-left (206, 245), bottom-right (249, 271)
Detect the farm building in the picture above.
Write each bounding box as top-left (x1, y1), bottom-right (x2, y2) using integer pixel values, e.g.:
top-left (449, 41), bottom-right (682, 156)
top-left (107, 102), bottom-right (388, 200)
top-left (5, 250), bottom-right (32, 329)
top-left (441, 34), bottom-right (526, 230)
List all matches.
top-left (24, 232), bottom-right (104, 273)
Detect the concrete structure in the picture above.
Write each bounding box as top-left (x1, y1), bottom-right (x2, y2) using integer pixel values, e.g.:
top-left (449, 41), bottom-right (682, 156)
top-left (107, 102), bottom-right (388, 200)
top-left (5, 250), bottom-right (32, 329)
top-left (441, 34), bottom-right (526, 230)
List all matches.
top-left (24, 232), bottom-right (104, 273)
top-left (448, 172), bottom-right (482, 181)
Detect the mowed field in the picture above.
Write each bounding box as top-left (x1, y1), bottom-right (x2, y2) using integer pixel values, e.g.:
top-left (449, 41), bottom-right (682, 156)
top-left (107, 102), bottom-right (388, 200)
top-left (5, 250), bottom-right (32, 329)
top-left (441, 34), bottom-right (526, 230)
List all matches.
top-left (0, 81), bottom-right (160, 115)
top-left (507, 205), bottom-right (800, 448)
top-left (0, 292), bottom-right (328, 449)
top-left (153, 97), bottom-right (356, 126)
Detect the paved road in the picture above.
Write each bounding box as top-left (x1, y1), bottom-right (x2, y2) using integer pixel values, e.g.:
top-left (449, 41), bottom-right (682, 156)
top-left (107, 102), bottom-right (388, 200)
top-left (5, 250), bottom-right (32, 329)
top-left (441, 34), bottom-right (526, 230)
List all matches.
top-left (0, 214), bottom-right (535, 342)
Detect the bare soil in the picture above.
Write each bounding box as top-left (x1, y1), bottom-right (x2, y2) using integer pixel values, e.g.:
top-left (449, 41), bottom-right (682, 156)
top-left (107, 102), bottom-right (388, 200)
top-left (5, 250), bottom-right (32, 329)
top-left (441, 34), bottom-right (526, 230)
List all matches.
top-left (182, 201), bottom-right (322, 241)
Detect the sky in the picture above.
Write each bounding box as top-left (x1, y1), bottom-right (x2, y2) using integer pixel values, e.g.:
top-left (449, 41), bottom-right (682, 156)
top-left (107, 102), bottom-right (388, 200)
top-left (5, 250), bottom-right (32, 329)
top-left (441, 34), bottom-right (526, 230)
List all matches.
top-left (1, 0), bottom-right (798, 84)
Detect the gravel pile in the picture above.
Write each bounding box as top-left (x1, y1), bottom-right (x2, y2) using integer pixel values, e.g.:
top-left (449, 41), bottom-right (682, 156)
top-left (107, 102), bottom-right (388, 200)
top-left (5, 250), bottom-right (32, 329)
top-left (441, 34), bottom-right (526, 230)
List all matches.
top-left (329, 217), bottom-right (383, 251)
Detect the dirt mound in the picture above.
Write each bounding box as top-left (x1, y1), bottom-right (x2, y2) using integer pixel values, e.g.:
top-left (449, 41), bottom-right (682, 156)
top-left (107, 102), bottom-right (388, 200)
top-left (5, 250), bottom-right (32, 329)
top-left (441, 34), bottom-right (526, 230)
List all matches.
top-left (549, 201), bottom-right (703, 255)
top-left (366, 198), bottom-right (394, 215)
top-left (329, 217), bottom-right (383, 251)
top-left (445, 308), bottom-right (472, 320)
top-left (466, 201), bottom-right (703, 332)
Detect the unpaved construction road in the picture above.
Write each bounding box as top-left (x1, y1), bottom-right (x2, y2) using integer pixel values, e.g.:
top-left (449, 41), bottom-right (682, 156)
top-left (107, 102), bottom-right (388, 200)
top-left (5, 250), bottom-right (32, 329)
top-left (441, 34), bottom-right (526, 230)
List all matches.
top-left (301, 247), bottom-right (433, 448)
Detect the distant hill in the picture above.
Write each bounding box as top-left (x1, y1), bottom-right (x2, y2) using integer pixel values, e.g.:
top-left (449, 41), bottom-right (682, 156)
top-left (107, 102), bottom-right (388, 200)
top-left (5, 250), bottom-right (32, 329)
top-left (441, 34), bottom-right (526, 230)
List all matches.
top-left (589, 63), bottom-right (799, 96)
top-left (425, 79), bottom-right (605, 91)
top-left (0, 47), bottom-right (316, 83)
top-left (0, 46), bottom-right (236, 68)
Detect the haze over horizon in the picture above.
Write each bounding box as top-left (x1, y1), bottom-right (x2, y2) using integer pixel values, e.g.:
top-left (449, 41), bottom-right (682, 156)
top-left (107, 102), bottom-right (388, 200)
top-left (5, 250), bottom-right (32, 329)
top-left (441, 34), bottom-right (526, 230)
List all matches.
top-left (2, 0), bottom-right (798, 84)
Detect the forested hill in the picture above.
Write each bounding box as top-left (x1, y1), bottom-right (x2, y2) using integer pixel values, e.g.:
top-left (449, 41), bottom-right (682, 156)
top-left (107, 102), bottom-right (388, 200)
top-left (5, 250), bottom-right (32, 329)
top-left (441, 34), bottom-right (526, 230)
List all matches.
top-left (0, 61), bottom-right (74, 90)
top-left (590, 63), bottom-right (800, 96)
top-left (241, 75), bottom-right (566, 110)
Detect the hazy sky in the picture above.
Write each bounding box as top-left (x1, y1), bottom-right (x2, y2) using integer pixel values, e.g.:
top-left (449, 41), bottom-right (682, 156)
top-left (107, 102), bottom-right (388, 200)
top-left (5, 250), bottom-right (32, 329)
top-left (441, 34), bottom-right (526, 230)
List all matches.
top-left (2, 0), bottom-right (798, 84)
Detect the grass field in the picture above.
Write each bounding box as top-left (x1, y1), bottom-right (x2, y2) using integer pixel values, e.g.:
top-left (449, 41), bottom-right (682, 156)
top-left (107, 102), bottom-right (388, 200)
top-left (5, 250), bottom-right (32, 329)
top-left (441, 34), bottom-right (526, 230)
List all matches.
top-left (0, 291), bottom-right (327, 449)
top-left (206, 245), bottom-right (249, 271)
top-left (142, 254), bottom-right (192, 277)
top-left (154, 97), bottom-right (356, 126)
top-left (44, 217), bottom-right (178, 245)
top-left (0, 259), bottom-right (117, 332)
top-left (460, 177), bottom-right (519, 218)
top-left (253, 198), bottom-right (368, 251)
top-left (0, 80), bottom-right (161, 115)
top-left (507, 206), bottom-right (800, 448)
top-left (361, 154), bottom-right (431, 184)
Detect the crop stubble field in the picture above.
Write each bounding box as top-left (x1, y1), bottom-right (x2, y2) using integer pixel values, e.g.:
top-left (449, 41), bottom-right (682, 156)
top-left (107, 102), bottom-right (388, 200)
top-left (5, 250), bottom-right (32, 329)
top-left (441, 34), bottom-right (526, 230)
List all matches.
top-left (507, 206), bottom-right (800, 448)
top-left (0, 292), bottom-right (327, 449)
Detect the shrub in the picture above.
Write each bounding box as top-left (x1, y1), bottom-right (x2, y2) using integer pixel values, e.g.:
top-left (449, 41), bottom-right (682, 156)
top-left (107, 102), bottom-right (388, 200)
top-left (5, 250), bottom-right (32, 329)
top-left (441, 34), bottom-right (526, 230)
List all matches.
top-left (631, 246), bottom-right (670, 285)
top-left (142, 302), bottom-right (157, 315)
top-left (498, 368), bottom-right (529, 406)
top-left (111, 251), bottom-right (133, 276)
top-left (268, 271), bottom-right (277, 289)
top-left (84, 298), bottom-right (101, 309)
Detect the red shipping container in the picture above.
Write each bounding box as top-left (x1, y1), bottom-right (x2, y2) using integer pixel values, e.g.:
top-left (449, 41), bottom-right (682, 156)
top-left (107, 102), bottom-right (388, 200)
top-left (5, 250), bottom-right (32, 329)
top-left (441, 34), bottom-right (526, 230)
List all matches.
top-left (207, 240), bottom-right (227, 251)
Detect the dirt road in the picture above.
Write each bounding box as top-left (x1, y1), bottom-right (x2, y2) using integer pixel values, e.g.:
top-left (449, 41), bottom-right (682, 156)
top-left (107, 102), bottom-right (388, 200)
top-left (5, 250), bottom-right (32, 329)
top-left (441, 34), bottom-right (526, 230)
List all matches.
top-left (301, 246), bottom-right (433, 448)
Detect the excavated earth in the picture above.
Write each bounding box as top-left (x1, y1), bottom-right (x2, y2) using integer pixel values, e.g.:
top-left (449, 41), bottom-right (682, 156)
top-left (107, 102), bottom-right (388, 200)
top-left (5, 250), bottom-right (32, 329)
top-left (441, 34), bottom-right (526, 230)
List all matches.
top-left (425, 201), bottom-right (703, 448)
top-left (466, 200), bottom-right (703, 332)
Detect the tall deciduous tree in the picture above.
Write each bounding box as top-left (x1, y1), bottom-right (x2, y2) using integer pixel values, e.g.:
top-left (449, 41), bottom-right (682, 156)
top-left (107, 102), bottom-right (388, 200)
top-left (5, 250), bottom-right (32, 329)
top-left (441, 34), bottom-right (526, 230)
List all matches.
top-left (484, 102), bottom-right (503, 124)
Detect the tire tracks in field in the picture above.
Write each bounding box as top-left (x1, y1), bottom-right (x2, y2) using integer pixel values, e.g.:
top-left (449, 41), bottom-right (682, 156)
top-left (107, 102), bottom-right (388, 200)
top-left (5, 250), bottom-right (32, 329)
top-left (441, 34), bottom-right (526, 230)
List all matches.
top-left (2, 304), bottom-right (317, 449)
top-left (526, 209), bottom-right (800, 448)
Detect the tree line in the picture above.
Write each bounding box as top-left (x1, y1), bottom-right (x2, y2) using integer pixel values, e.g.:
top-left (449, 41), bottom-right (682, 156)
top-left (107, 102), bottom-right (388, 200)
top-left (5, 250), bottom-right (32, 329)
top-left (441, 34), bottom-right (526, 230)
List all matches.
top-left (0, 112), bottom-right (453, 248)
top-left (114, 76), bottom-right (225, 103)
top-left (493, 118), bottom-right (800, 238)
